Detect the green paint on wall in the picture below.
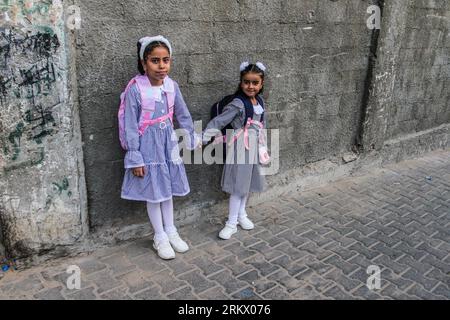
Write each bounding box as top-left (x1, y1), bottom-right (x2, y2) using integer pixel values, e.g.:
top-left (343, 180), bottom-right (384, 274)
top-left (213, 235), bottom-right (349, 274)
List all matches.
top-left (8, 122), bottom-right (25, 161)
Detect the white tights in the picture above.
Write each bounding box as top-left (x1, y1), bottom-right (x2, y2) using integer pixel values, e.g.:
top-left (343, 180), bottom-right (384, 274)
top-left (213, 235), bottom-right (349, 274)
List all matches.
top-left (227, 194), bottom-right (249, 227)
top-left (147, 199), bottom-right (177, 242)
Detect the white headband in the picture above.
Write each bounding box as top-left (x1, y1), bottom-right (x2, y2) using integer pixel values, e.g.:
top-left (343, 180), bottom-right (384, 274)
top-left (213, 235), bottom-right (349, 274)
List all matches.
top-left (139, 35), bottom-right (173, 60)
top-left (240, 61), bottom-right (267, 72)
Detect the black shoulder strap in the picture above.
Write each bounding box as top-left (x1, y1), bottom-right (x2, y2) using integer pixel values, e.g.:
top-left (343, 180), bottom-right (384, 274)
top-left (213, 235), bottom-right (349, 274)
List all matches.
top-left (235, 94), bottom-right (254, 126)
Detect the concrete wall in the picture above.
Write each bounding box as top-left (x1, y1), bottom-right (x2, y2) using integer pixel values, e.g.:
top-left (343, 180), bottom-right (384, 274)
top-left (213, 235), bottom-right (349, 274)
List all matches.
top-left (0, 0), bottom-right (449, 260)
top-left (362, 0), bottom-right (450, 155)
top-left (387, 1), bottom-right (450, 139)
top-left (0, 0), bottom-right (88, 258)
top-left (76, 0), bottom-right (376, 234)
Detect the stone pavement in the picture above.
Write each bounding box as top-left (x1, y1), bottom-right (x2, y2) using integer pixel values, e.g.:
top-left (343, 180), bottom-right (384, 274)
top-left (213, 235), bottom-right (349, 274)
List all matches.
top-left (0, 149), bottom-right (449, 300)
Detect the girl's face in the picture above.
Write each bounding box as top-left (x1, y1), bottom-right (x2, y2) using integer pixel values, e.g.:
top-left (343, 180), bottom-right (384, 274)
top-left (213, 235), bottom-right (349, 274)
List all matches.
top-left (240, 72), bottom-right (264, 99)
top-left (142, 46), bottom-right (171, 86)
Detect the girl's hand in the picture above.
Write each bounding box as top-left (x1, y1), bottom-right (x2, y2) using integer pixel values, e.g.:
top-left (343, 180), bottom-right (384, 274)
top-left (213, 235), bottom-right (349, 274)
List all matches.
top-left (202, 132), bottom-right (213, 145)
top-left (194, 134), bottom-right (203, 150)
top-left (132, 166), bottom-right (146, 178)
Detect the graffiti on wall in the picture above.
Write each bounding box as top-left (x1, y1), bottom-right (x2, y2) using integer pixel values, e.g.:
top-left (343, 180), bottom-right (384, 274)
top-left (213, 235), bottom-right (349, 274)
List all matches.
top-left (0, 29), bottom-right (60, 64)
top-left (0, 30), bottom-right (61, 170)
top-left (0, 175), bottom-right (72, 217)
top-left (0, 0), bottom-right (64, 173)
top-left (0, 55), bottom-right (59, 105)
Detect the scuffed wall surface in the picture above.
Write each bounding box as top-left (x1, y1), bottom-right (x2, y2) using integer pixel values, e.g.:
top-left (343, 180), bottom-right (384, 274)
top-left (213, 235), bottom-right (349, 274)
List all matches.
top-left (1, 0), bottom-right (447, 259)
top-left (387, 1), bottom-right (450, 139)
top-left (0, 0), bottom-right (87, 258)
top-left (76, 0), bottom-right (374, 231)
top-left (362, 0), bottom-right (450, 151)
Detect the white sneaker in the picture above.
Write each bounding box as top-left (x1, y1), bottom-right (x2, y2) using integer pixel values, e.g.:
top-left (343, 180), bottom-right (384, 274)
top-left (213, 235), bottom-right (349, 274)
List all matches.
top-left (153, 239), bottom-right (176, 260)
top-left (238, 216), bottom-right (255, 231)
top-left (168, 232), bottom-right (190, 253)
top-left (219, 224), bottom-right (238, 240)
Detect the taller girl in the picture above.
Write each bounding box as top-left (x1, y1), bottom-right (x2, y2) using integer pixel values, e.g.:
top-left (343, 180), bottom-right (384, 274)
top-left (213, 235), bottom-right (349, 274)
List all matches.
top-left (203, 62), bottom-right (270, 240)
top-left (119, 36), bottom-right (200, 260)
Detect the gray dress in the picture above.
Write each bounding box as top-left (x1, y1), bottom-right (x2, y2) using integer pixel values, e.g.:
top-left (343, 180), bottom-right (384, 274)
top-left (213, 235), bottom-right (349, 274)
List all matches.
top-left (204, 98), bottom-right (268, 196)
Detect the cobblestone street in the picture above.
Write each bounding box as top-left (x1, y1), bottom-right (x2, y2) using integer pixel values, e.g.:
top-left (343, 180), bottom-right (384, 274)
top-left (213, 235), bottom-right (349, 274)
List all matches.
top-left (0, 149), bottom-right (449, 300)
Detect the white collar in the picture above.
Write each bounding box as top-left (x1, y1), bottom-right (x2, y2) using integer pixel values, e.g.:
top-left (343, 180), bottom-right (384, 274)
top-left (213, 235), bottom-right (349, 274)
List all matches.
top-left (161, 76), bottom-right (174, 93)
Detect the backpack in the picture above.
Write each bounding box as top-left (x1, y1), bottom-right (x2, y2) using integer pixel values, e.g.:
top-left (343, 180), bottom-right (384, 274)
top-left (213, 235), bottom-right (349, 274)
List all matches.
top-left (118, 75), bottom-right (175, 150)
top-left (209, 94), bottom-right (265, 159)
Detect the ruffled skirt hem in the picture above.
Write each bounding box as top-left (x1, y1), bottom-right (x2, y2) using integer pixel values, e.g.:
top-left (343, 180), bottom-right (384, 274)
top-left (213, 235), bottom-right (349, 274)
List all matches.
top-left (121, 160), bottom-right (190, 203)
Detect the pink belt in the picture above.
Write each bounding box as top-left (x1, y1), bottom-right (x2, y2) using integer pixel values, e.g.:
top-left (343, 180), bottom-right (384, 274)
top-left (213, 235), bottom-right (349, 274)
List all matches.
top-left (138, 112), bottom-right (174, 136)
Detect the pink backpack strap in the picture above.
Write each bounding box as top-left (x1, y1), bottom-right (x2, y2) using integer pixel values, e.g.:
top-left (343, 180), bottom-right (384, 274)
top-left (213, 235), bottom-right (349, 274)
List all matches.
top-left (229, 118), bottom-right (264, 150)
top-left (119, 76), bottom-right (178, 149)
top-left (162, 77), bottom-right (176, 115)
top-left (134, 75), bottom-right (156, 123)
top-left (134, 76), bottom-right (177, 135)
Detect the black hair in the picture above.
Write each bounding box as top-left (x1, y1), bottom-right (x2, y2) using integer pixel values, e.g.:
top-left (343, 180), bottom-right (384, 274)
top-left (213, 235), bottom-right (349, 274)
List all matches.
top-left (235, 63), bottom-right (265, 96)
top-left (137, 41), bottom-right (170, 75)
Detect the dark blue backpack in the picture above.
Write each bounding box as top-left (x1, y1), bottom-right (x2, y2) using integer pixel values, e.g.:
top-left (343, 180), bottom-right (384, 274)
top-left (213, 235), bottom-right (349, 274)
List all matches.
top-left (209, 94), bottom-right (265, 160)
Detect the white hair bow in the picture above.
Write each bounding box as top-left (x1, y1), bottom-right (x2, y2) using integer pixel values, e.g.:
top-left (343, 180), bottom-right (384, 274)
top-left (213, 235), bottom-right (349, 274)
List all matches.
top-left (256, 62), bottom-right (267, 72)
top-left (240, 61), bottom-right (250, 72)
top-left (240, 61), bottom-right (267, 72)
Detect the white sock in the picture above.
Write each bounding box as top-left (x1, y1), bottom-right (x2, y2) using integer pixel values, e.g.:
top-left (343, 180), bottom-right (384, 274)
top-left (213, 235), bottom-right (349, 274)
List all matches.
top-left (227, 194), bottom-right (241, 227)
top-left (239, 194), bottom-right (249, 218)
top-left (147, 202), bottom-right (168, 242)
top-left (161, 198), bottom-right (177, 235)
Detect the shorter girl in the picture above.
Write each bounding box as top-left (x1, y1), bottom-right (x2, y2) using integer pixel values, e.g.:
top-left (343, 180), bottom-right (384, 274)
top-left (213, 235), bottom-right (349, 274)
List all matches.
top-left (120, 36), bottom-right (200, 260)
top-left (203, 62), bottom-right (270, 240)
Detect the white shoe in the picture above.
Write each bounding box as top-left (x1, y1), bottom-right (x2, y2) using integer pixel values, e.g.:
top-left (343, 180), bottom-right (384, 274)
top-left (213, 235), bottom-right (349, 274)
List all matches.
top-left (168, 232), bottom-right (189, 253)
top-left (238, 216), bottom-right (255, 231)
top-left (153, 239), bottom-right (176, 260)
top-left (219, 224), bottom-right (238, 240)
